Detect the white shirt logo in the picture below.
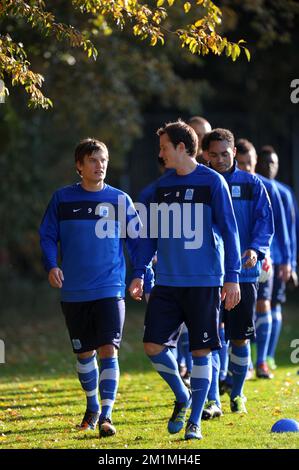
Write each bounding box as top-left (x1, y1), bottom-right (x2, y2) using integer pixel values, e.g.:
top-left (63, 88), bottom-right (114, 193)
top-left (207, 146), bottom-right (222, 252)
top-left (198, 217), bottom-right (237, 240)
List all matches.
top-left (73, 208), bottom-right (82, 213)
top-left (203, 337), bottom-right (211, 343)
top-left (185, 188), bottom-right (194, 200)
top-left (72, 339), bottom-right (82, 350)
top-left (232, 186), bottom-right (241, 198)
top-left (99, 206), bottom-right (109, 217)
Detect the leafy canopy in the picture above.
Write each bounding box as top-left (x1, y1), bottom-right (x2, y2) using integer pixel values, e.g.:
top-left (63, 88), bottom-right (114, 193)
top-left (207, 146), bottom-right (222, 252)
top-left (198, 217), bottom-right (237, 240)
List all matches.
top-left (0, 0), bottom-right (250, 108)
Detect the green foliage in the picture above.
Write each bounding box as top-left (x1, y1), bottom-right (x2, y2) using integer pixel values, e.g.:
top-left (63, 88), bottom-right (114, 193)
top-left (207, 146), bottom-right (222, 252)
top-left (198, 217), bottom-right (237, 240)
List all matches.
top-left (0, 23), bottom-right (209, 276)
top-left (0, 0), bottom-right (248, 108)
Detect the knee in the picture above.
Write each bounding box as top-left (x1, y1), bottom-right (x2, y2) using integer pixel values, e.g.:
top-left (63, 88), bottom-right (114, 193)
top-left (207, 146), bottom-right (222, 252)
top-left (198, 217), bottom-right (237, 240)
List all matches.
top-left (231, 339), bottom-right (248, 347)
top-left (97, 344), bottom-right (117, 359)
top-left (192, 348), bottom-right (211, 357)
top-left (144, 342), bottom-right (164, 356)
top-left (77, 350), bottom-right (96, 360)
top-left (256, 300), bottom-right (271, 313)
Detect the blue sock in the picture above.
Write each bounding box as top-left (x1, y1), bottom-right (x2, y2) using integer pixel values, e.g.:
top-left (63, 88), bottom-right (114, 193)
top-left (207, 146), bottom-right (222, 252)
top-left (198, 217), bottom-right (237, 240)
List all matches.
top-left (99, 357), bottom-right (119, 420)
top-left (149, 348), bottom-right (189, 403)
top-left (255, 311), bottom-right (272, 366)
top-left (207, 351), bottom-right (221, 407)
top-left (180, 330), bottom-right (193, 373)
top-left (189, 354), bottom-right (212, 426)
top-left (77, 354), bottom-right (100, 413)
top-left (268, 305), bottom-right (282, 359)
top-left (229, 343), bottom-right (250, 400)
top-left (219, 326), bottom-right (229, 381)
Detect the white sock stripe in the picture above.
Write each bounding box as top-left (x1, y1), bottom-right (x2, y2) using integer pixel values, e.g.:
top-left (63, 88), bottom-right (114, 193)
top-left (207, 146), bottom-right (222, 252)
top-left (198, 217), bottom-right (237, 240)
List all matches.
top-left (152, 363), bottom-right (177, 375)
top-left (101, 399), bottom-right (115, 407)
top-left (77, 359), bottom-right (98, 374)
top-left (272, 311), bottom-right (282, 321)
top-left (256, 315), bottom-right (272, 329)
top-left (230, 353), bottom-right (249, 367)
top-left (99, 368), bottom-right (120, 382)
top-left (191, 364), bottom-right (212, 381)
top-left (85, 388), bottom-right (98, 397)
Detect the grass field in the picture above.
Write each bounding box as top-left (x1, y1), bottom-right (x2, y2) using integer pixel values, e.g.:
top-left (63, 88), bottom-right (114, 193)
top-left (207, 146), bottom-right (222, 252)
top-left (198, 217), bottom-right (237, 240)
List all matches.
top-left (0, 283), bottom-right (298, 449)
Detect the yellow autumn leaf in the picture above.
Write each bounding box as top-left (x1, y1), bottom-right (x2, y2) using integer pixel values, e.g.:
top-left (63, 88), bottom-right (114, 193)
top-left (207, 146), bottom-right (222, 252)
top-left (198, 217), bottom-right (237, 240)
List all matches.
top-left (184, 2), bottom-right (191, 13)
top-left (194, 19), bottom-right (205, 28)
top-left (244, 47), bottom-right (251, 61)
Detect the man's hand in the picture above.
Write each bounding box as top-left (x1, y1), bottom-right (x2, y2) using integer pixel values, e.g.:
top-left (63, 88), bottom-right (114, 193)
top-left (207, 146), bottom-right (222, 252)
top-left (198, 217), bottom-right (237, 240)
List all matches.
top-left (221, 282), bottom-right (241, 311)
top-left (242, 249), bottom-right (258, 269)
top-left (278, 264), bottom-right (292, 283)
top-left (129, 278), bottom-right (144, 301)
top-left (48, 267), bottom-right (64, 288)
top-left (288, 270), bottom-right (299, 289)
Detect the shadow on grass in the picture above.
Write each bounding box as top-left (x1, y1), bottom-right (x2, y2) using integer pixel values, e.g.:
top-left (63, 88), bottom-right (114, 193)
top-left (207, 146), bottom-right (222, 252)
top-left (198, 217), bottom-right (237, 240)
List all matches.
top-left (0, 412), bottom-right (80, 422)
top-left (0, 399), bottom-right (81, 410)
top-left (0, 388), bottom-right (81, 397)
top-left (4, 426), bottom-right (75, 436)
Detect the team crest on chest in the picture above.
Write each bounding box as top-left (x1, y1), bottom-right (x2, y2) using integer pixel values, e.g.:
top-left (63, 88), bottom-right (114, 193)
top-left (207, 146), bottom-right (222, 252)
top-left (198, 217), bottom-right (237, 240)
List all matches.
top-left (99, 206), bottom-right (109, 217)
top-left (231, 185), bottom-right (241, 198)
top-left (184, 188), bottom-right (194, 200)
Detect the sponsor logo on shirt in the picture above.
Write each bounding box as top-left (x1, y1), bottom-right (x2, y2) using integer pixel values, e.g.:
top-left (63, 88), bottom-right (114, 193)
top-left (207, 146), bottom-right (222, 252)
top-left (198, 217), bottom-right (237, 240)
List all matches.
top-left (232, 186), bottom-right (241, 198)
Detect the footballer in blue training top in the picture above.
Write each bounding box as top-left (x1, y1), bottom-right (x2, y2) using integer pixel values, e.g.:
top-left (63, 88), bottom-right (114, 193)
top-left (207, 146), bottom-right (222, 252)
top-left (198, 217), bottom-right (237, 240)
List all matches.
top-left (204, 129), bottom-right (274, 418)
top-left (39, 138), bottom-right (140, 439)
top-left (255, 146), bottom-right (293, 371)
top-left (236, 139), bottom-right (291, 380)
top-left (129, 120), bottom-right (241, 440)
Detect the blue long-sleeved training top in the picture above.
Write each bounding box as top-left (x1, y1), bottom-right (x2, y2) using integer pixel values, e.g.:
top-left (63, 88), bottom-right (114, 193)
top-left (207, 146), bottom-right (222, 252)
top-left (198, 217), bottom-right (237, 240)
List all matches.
top-left (281, 182), bottom-right (299, 261)
top-left (222, 163), bottom-right (274, 282)
top-left (39, 183), bottom-right (139, 302)
top-left (133, 164), bottom-right (241, 287)
top-left (137, 180), bottom-right (158, 294)
top-left (275, 181), bottom-right (297, 271)
top-left (256, 175), bottom-right (291, 266)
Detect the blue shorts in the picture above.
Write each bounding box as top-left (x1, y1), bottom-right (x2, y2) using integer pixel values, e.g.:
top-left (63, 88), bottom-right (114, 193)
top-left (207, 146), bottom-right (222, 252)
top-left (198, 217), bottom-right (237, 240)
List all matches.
top-left (257, 274), bottom-right (273, 301)
top-left (143, 285), bottom-right (221, 351)
top-left (223, 282), bottom-right (257, 341)
top-left (272, 264), bottom-right (286, 304)
top-left (61, 297), bottom-right (125, 353)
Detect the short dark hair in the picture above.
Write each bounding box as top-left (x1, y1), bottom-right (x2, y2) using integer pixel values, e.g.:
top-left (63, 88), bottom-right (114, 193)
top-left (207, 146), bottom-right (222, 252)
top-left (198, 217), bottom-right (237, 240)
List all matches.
top-left (202, 128), bottom-right (235, 151)
top-left (258, 145), bottom-right (276, 159)
top-left (157, 119), bottom-right (198, 157)
top-left (236, 138), bottom-right (256, 155)
top-left (74, 138), bottom-right (109, 166)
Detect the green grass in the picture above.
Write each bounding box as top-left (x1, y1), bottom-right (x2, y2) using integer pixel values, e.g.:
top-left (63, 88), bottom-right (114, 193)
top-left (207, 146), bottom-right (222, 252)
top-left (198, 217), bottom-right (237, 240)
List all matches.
top-left (0, 286), bottom-right (298, 449)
